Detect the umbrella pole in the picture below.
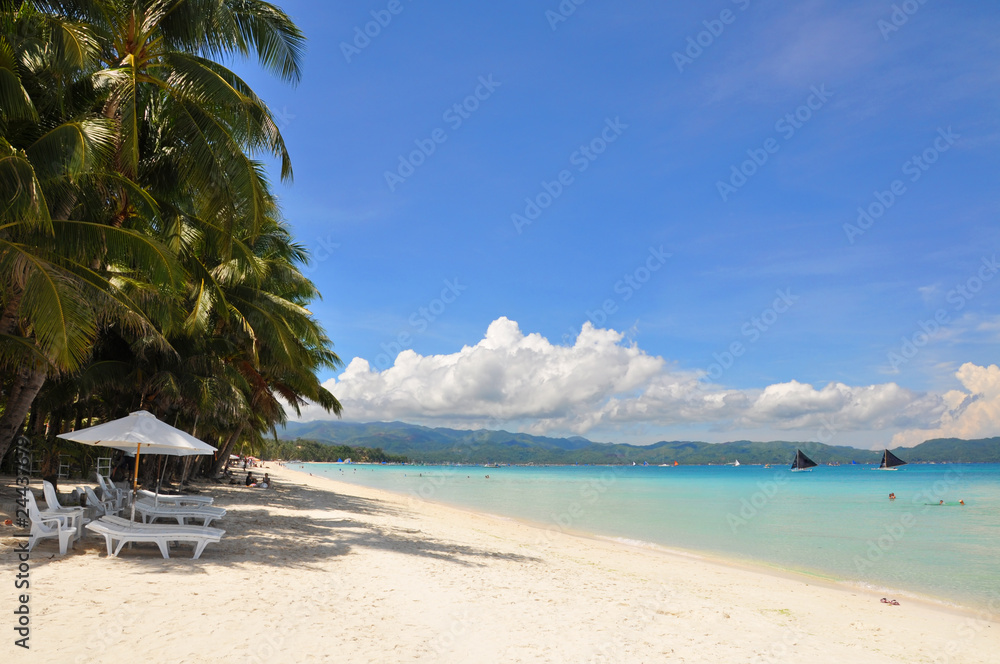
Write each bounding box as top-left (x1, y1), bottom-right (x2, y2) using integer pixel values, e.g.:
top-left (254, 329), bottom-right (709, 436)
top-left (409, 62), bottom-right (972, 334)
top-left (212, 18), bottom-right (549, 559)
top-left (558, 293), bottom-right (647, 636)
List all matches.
top-left (132, 442), bottom-right (141, 492)
top-left (130, 443), bottom-right (141, 524)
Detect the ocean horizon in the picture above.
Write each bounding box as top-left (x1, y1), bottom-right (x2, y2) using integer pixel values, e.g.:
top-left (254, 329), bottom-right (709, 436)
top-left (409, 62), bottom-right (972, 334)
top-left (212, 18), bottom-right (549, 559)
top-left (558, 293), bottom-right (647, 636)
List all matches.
top-left (304, 461), bottom-right (1000, 612)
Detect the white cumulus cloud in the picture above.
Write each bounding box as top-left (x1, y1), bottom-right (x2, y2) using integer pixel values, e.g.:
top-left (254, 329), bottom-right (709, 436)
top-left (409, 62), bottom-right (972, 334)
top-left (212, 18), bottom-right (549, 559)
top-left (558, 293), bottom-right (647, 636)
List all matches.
top-left (310, 317), bottom-right (666, 434)
top-left (294, 317), bottom-right (950, 444)
top-left (892, 363), bottom-right (1000, 447)
top-left (738, 380), bottom-right (944, 432)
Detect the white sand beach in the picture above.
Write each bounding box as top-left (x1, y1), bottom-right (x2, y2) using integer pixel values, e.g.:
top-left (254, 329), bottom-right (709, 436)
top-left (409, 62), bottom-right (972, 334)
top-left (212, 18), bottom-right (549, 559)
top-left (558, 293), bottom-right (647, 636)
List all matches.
top-left (2, 465), bottom-right (997, 663)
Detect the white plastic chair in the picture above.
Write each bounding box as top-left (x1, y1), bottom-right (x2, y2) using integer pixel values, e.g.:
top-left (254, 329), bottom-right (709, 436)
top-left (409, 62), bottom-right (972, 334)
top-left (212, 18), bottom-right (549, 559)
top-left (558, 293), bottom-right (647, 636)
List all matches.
top-left (24, 491), bottom-right (77, 554)
top-left (81, 486), bottom-right (118, 518)
top-left (96, 473), bottom-right (126, 510)
top-left (42, 480), bottom-right (87, 538)
top-left (106, 474), bottom-right (132, 506)
top-left (96, 457), bottom-right (112, 477)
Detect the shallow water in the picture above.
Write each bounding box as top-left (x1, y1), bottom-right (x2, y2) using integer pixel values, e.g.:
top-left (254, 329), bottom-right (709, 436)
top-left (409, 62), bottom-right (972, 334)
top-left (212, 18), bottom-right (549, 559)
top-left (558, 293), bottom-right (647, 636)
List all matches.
top-left (306, 462), bottom-right (1000, 611)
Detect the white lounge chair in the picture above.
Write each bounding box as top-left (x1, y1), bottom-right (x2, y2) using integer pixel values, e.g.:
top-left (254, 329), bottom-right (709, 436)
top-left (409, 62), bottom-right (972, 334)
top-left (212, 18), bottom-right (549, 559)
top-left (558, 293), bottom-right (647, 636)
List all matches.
top-left (86, 515), bottom-right (225, 559)
top-left (25, 491), bottom-right (78, 554)
top-left (133, 498), bottom-right (226, 527)
top-left (42, 480), bottom-right (88, 538)
top-left (137, 489), bottom-right (214, 506)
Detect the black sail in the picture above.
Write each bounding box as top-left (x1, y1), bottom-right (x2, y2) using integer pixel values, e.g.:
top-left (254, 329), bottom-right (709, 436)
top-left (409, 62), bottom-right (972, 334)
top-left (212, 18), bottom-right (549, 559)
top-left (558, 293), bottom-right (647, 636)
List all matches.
top-left (880, 449), bottom-right (907, 468)
top-left (791, 449), bottom-right (817, 470)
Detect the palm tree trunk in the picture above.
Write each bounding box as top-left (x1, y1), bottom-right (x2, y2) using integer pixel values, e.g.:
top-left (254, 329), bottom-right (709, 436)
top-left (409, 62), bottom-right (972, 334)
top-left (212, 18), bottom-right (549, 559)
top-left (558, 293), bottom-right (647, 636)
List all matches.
top-left (187, 456), bottom-right (205, 483)
top-left (0, 287), bottom-right (23, 337)
top-left (40, 413), bottom-right (63, 491)
top-left (163, 456), bottom-right (177, 484)
top-left (0, 287), bottom-right (48, 464)
top-left (0, 366), bottom-right (47, 465)
top-left (210, 424), bottom-right (244, 477)
top-left (179, 456), bottom-right (194, 484)
top-left (73, 402), bottom-right (84, 432)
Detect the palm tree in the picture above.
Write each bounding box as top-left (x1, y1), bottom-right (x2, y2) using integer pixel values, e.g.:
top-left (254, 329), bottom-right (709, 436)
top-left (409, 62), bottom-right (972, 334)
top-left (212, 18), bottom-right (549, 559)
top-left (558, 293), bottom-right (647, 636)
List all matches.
top-left (35, 211), bottom-right (343, 480)
top-left (175, 215), bottom-right (343, 476)
top-left (0, 3), bottom-right (180, 461)
top-left (0, 0), bottom-right (323, 462)
top-left (88, 0), bottom-right (303, 235)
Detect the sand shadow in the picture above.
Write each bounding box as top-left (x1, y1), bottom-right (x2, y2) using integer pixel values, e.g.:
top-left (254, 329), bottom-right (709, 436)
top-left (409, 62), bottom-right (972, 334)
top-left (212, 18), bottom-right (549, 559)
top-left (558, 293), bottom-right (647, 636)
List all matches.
top-left (2, 473), bottom-right (542, 570)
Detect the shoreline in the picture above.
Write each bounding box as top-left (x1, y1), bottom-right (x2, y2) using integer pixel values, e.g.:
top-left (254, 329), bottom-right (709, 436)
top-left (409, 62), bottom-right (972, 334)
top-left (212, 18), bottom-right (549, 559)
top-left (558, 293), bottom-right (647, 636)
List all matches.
top-left (2, 465), bottom-right (998, 662)
top-left (287, 462), bottom-right (994, 617)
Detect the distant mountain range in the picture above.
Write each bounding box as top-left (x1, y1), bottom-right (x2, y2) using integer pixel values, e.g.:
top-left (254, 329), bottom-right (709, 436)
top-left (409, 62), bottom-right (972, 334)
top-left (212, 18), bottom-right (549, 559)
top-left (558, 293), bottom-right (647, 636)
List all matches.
top-left (278, 420), bottom-right (1000, 465)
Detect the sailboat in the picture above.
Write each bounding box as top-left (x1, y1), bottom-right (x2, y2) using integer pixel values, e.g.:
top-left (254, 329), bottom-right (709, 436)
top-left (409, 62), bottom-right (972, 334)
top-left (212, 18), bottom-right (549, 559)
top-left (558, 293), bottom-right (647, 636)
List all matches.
top-left (733, 459), bottom-right (741, 467)
top-left (876, 449), bottom-right (907, 470)
top-left (790, 449), bottom-right (817, 472)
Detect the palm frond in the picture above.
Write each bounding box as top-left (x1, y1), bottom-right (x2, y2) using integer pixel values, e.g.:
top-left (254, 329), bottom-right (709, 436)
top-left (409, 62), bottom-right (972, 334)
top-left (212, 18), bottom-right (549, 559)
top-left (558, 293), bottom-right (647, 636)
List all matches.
top-left (0, 143), bottom-right (51, 230)
top-left (4, 242), bottom-right (96, 370)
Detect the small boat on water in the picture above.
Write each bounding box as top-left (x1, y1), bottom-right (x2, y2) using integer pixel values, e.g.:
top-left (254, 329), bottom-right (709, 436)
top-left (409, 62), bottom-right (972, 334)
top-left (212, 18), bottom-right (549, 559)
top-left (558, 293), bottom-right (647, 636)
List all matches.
top-left (790, 449), bottom-right (817, 472)
top-left (733, 459), bottom-right (741, 467)
top-left (876, 449), bottom-right (907, 470)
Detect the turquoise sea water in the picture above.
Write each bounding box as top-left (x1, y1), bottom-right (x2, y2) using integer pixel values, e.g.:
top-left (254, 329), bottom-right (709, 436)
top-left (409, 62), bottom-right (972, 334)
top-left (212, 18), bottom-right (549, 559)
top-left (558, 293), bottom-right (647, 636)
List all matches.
top-left (305, 462), bottom-right (1000, 611)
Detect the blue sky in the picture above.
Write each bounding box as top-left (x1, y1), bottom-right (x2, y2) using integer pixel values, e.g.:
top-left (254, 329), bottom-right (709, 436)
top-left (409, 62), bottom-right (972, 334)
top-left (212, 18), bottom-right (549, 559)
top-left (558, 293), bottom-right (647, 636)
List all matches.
top-left (239, 0), bottom-right (1000, 448)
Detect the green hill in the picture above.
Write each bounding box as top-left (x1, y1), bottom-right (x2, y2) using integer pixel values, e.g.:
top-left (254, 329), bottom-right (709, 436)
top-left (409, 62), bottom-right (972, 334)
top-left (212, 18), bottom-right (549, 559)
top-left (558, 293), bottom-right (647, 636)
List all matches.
top-left (277, 421), bottom-right (1000, 465)
top-left (898, 437), bottom-right (1000, 463)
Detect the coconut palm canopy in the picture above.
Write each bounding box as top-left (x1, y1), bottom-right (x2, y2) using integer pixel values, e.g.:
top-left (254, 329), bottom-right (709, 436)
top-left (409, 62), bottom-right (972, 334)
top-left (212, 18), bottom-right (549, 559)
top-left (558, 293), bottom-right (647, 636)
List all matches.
top-left (0, 0), bottom-right (341, 471)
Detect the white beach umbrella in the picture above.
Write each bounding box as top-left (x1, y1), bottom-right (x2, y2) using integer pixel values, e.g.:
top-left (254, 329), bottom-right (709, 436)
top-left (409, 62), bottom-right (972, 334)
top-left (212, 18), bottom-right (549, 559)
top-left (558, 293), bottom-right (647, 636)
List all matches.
top-left (58, 411), bottom-right (216, 517)
top-left (58, 410), bottom-right (214, 456)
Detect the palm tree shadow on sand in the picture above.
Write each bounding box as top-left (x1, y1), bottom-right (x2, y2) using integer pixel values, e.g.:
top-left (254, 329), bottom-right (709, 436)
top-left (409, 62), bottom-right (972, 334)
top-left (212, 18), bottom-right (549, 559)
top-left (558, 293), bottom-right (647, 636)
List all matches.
top-left (5, 476), bottom-right (543, 570)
